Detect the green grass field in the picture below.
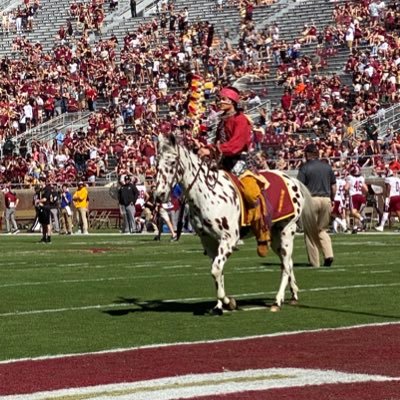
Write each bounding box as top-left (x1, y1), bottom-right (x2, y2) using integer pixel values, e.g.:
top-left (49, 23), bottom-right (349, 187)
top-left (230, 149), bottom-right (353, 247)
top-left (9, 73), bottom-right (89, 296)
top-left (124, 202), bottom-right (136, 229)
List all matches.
top-left (1, 233), bottom-right (399, 361)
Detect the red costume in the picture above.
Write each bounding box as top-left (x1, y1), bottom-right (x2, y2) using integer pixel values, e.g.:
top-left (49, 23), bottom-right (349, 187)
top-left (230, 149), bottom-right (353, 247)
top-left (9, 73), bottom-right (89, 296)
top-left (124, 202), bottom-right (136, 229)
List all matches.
top-left (216, 113), bottom-right (252, 157)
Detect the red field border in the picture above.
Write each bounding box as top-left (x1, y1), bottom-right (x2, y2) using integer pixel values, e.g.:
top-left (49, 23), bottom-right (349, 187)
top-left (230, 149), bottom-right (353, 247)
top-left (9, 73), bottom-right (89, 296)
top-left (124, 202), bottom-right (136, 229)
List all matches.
top-left (1, 323), bottom-right (400, 399)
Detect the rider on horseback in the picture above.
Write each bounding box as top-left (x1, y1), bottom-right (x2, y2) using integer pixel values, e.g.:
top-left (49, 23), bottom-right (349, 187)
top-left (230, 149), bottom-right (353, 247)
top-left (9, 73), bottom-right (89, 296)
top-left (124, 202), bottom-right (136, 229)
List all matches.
top-left (197, 86), bottom-right (270, 257)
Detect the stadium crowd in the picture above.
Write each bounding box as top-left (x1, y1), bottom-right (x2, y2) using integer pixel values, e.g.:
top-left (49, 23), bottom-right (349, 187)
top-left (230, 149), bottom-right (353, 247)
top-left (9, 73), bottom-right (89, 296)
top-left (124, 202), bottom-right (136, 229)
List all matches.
top-left (0, 0), bottom-right (400, 233)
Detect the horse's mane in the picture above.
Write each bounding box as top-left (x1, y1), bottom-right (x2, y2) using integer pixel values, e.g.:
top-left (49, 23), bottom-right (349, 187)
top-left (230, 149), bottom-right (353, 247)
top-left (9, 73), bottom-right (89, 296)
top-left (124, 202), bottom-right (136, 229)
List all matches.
top-left (158, 133), bottom-right (219, 177)
top-left (158, 133), bottom-right (205, 159)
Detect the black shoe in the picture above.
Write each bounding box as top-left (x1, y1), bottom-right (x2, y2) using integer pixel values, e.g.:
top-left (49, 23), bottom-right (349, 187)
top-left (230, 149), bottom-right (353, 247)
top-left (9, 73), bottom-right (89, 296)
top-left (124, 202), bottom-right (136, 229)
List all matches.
top-left (170, 235), bottom-right (178, 242)
top-left (46, 237), bottom-right (51, 243)
top-left (153, 236), bottom-right (160, 241)
top-left (324, 257), bottom-right (334, 267)
top-left (38, 237), bottom-right (47, 243)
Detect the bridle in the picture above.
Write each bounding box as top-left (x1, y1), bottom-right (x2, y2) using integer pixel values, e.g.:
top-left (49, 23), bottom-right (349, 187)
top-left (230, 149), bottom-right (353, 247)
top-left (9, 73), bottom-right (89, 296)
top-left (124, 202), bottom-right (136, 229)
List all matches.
top-left (159, 142), bottom-right (218, 240)
top-left (176, 144), bottom-right (205, 197)
top-left (158, 142), bottom-right (217, 202)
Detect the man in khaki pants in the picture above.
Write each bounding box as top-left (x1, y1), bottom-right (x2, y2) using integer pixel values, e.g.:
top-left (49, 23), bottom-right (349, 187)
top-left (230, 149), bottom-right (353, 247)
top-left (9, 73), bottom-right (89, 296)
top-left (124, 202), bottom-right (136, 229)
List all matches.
top-left (73, 181), bottom-right (89, 234)
top-left (298, 144), bottom-right (337, 267)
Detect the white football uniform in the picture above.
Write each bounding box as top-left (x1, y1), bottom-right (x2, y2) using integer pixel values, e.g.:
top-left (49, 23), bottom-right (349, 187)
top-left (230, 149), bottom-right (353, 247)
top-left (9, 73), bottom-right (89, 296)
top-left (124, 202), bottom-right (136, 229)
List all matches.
top-left (334, 178), bottom-right (346, 206)
top-left (346, 175), bottom-right (365, 196)
top-left (384, 176), bottom-right (400, 198)
top-left (135, 184), bottom-right (147, 208)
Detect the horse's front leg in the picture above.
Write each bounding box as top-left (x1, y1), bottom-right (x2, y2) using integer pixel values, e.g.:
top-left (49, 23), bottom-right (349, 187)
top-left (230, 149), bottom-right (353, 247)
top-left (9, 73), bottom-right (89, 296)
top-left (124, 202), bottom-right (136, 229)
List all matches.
top-left (210, 237), bottom-right (237, 315)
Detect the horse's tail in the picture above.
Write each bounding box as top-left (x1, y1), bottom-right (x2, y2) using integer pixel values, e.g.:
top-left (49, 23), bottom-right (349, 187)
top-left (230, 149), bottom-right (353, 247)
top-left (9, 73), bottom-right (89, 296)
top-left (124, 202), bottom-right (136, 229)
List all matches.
top-left (295, 179), bottom-right (321, 248)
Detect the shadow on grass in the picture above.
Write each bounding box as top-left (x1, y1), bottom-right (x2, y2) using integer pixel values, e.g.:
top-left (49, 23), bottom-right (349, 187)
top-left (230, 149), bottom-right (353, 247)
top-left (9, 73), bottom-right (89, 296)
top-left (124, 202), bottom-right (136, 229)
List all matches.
top-left (104, 296), bottom-right (400, 320)
top-left (296, 303), bottom-right (400, 320)
top-left (260, 262), bottom-right (311, 268)
top-left (102, 296), bottom-right (276, 317)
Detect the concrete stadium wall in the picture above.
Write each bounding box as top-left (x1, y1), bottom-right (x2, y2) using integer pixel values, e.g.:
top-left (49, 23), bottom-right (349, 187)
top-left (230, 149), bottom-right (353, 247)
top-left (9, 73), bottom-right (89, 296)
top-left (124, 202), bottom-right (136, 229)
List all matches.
top-left (0, 186), bottom-right (120, 213)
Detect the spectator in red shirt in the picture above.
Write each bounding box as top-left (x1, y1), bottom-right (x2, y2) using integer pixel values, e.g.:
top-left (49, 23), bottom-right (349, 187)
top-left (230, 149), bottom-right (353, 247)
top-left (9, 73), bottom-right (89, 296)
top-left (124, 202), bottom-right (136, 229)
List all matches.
top-left (281, 89), bottom-right (293, 111)
top-left (3, 182), bottom-right (20, 234)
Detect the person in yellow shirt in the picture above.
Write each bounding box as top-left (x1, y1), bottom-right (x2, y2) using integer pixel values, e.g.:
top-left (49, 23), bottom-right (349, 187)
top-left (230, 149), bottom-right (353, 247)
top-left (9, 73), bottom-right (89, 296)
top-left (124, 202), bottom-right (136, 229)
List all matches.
top-left (73, 181), bottom-right (89, 234)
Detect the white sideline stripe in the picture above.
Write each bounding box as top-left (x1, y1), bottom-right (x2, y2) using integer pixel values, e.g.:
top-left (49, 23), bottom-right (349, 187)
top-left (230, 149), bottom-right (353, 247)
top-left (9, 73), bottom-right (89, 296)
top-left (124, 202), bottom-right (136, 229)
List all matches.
top-left (1, 261), bottom-right (398, 288)
top-left (2, 368), bottom-right (400, 400)
top-left (1, 282), bottom-right (400, 318)
top-left (1, 321), bottom-right (399, 365)
top-left (364, 270), bottom-right (392, 274)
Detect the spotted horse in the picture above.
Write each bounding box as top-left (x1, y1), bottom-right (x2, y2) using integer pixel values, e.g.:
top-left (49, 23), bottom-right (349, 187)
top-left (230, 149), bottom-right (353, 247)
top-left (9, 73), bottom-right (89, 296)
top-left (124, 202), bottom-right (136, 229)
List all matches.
top-left (155, 134), bottom-right (320, 314)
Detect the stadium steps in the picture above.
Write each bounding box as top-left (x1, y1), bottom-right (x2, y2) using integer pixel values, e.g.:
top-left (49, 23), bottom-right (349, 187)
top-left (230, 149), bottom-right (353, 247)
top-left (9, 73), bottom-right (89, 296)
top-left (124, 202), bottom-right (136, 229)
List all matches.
top-left (0, 0), bottom-right (118, 57)
top-left (240, 0), bottom-right (352, 105)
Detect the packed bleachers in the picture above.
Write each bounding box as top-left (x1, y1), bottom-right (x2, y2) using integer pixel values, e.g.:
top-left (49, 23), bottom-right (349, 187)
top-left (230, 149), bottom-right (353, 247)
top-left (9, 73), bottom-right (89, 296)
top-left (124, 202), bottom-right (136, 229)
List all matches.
top-left (0, 0), bottom-right (399, 192)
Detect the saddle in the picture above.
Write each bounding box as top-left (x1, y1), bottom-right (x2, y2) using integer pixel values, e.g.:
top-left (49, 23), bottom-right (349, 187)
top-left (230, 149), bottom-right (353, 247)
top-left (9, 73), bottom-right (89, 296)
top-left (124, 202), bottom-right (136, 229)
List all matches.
top-left (226, 170), bottom-right (296, 228)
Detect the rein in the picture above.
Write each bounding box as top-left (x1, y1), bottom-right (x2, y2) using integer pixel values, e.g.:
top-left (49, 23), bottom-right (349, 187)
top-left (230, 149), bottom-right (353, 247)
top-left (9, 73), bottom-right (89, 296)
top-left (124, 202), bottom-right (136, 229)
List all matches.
top-left (176, 146), bottom-right (219, 239)
top-left (176, 144), bottom-right (207, 198)
top-left (185, 157), bottom-right (205, 197)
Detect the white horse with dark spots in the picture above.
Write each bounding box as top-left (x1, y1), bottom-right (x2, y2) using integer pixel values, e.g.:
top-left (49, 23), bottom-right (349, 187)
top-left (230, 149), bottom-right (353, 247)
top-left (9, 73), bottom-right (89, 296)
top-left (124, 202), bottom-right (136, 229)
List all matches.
top-left (155, 134), bottom-right (320, 314)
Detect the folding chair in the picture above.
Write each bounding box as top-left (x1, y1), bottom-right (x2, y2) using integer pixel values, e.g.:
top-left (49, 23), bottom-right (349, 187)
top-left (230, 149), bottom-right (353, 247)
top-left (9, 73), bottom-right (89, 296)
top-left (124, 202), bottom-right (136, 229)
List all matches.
top-left (95, 210), bottom-right (111, 229)
top-left (88, 210), bottom-right (99, 229)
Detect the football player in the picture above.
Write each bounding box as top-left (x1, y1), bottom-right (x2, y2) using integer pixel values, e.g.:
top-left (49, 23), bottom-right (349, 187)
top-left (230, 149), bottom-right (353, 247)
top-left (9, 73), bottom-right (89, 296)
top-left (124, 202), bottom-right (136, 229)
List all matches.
top-left (344, 164), bottom-right (368, 233)
top-left (375, 169), bottom-right (400, 231)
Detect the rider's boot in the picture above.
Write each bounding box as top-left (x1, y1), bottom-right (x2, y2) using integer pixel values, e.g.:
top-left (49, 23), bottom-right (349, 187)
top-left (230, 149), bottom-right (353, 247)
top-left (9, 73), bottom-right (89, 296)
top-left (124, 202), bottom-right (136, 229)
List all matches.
top-left (252, 218), bottom-right (270, 257)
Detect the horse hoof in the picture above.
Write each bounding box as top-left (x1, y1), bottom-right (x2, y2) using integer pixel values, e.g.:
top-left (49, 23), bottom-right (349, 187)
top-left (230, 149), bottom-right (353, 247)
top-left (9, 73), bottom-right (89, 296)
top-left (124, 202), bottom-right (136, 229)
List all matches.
top-left (289, 298), bottom-right (298, 306)
top-left (208, 307), bottom-right (223, 316)
top-left (224, 297), bottom-right (237, 311)
top-left (270, 304), bottom-right (281, 312)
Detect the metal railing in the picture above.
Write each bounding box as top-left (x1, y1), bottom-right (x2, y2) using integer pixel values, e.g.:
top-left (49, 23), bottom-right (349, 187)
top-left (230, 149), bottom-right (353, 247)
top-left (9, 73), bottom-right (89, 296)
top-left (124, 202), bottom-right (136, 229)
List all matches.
top-left (0, 0), bottom-right (21, 12)
top-left (354, 104), bottom-right (400, 139)
top-left (103, 0), bottom-right (157, 33)
top-left (14, 111), bottom-right (92, 152)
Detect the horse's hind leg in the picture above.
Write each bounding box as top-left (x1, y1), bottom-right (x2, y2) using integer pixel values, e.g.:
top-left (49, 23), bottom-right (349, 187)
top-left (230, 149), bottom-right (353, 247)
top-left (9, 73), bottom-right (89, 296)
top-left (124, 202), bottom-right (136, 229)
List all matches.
top-left (270, 222), bottom-right (298, 311)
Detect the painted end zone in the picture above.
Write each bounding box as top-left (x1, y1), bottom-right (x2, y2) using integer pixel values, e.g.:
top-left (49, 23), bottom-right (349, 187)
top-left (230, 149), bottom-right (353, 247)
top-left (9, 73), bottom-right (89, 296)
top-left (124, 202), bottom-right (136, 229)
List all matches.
top-left (1, 324), bottom-right (399, 399)
top-left (199, 382), bottom-right (400, 400)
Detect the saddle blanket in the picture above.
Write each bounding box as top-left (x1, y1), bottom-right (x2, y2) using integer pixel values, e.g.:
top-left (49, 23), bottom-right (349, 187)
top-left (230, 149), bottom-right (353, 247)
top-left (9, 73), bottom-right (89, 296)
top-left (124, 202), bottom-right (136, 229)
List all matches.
top-left (226, 170), bottom-right (295, 226)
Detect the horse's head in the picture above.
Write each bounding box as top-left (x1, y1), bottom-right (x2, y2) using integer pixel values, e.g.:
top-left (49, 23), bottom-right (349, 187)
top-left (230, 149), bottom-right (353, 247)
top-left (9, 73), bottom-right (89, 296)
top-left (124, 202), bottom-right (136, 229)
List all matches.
top-left (155, 134), bottom-right (182, 202)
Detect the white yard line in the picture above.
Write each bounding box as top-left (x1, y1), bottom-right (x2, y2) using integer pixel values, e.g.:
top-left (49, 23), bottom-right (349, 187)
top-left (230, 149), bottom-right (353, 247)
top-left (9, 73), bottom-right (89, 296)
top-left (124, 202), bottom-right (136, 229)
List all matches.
top-left (3, 368), bottom-right (400, 400)
top-left (1, 321), bottom-right (400, 365)
top-left (0, 263), bottom-right (396, 288)
top-left (362, 270), bottom-right (392, 274)
top-left (1, 282), bottom-right (400, 318)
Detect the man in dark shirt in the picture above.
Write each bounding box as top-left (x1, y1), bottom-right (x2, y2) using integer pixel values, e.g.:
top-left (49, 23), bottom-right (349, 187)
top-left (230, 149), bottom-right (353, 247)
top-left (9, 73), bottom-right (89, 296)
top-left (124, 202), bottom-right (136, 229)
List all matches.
top-left (35, 178), bottom-right (53, 243)
top-left (118, 175), bottom-right (139, 233)
top-left (298, 144), bottom-right (336, 267)
top-left (130, 0), bottom-right (137, 17)
top-left (364, 118), bottom-right (379, 154)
